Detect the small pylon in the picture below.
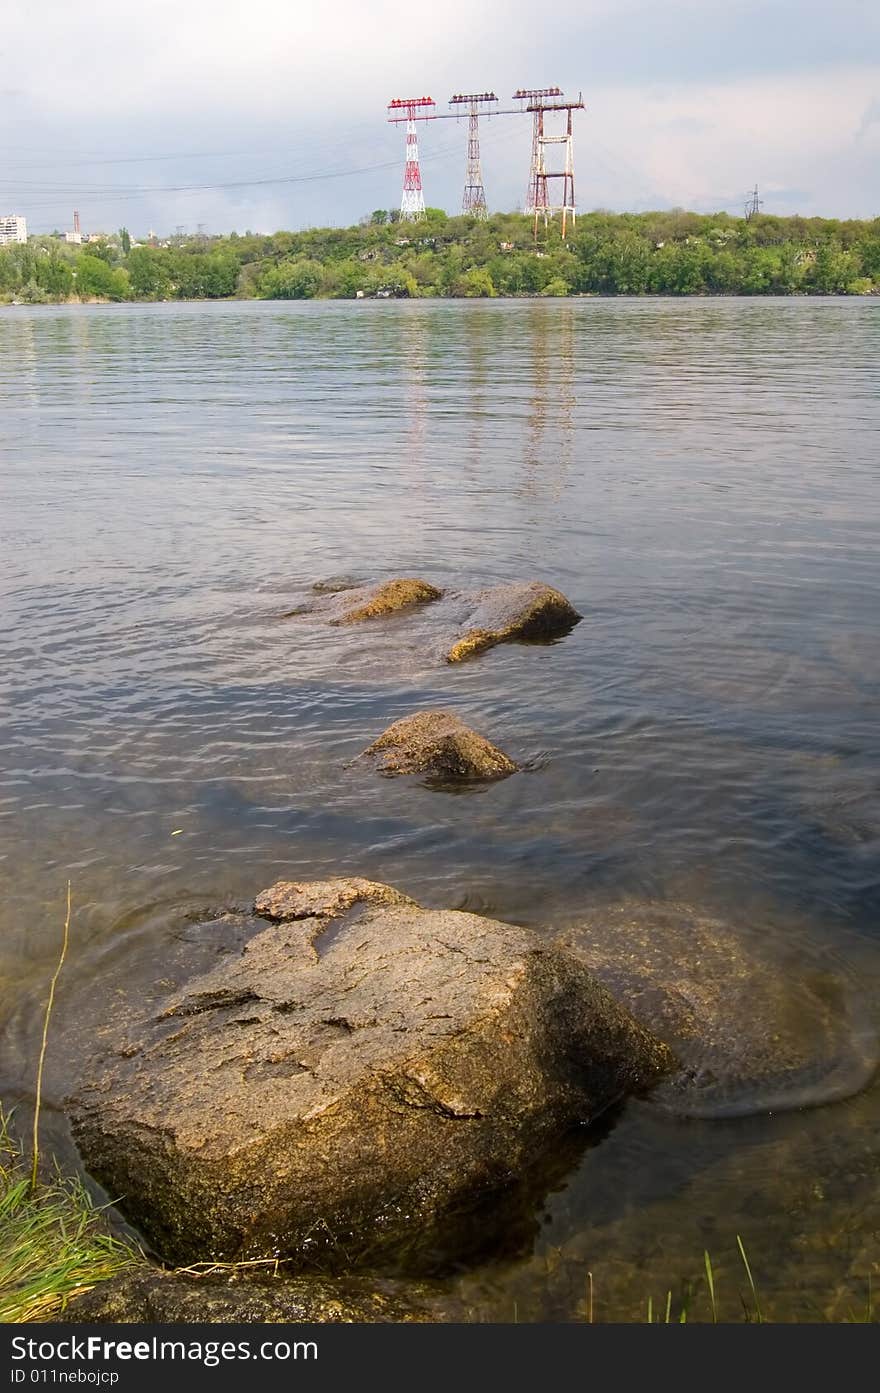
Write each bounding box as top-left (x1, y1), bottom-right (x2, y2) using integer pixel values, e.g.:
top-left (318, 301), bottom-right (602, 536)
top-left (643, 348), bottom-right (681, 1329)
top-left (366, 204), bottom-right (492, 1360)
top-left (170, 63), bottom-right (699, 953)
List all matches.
top-left (388, 97), bottom-right (436, 221)
top-left (744, 185), bottom-right (763, 220)
top-left (449, 93), bottom-right (498, 219)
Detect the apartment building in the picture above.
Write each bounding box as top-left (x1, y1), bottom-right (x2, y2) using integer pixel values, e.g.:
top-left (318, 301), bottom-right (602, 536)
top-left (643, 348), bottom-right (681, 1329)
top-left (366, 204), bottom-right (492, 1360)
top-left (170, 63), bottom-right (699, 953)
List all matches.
top-left (0, 214), bottom-right (27, 245)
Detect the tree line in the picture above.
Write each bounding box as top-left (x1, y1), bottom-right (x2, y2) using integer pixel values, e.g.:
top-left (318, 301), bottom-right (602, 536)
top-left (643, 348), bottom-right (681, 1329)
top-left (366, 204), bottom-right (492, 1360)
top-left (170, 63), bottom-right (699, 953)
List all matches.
top-left (3, 208), bottom-right (879, 303)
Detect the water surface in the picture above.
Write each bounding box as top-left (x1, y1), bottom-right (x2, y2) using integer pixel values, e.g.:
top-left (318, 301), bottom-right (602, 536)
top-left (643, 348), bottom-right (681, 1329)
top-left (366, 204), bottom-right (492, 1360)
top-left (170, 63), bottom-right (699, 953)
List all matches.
top-left (1, 298), bottom-right (878, 1319)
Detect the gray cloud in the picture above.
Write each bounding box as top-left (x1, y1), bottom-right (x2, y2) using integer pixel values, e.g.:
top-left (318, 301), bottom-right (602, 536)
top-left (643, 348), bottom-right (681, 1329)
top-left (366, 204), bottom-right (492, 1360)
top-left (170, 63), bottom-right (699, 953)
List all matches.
top-left (1, 1), bottom-right (878, 233)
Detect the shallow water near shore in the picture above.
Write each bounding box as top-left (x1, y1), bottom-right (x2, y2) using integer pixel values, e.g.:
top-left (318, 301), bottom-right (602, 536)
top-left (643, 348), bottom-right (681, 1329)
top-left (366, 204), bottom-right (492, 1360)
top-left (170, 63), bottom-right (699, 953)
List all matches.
top-left (1, 296), bottom-right (879, 1320)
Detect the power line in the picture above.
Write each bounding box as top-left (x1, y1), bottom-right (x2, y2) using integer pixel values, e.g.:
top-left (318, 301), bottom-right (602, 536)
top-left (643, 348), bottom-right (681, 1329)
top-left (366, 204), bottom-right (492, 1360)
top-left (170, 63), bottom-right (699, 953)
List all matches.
top-left (13, 125), bottom-right (520, 216)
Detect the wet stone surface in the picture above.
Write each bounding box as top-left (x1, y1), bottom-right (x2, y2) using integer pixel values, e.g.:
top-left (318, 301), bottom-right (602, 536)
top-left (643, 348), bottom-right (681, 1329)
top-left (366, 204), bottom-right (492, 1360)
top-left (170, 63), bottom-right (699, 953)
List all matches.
top-left (362, 710), bottom-right (518, 783)
top-left (66, 879), bottom-right (673, 1269)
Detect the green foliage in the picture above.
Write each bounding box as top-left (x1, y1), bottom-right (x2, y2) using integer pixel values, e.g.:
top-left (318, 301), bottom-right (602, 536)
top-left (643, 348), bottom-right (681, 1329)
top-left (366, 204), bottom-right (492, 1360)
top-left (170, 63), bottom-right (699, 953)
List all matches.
top-left (170, 250), bottom-right (239, 299)
top-left (541, 277), bottom-right (569, 298)
top-left (451, 266), bottom-right (494, 297)
top-left (36, 254), bottom-right (74, 298)
top-left (260, 257), bottom-right (324, 299)
top-left (75, 256), bottom-right (130, 301)
top-left (83, 241), bottom-right (115, 265)
top-left (2, 210), bottom-right (880, 304)
top-left (126, 246), bottom-right (172, 299)
top-left (0, 1109), bottom-right (142, 1322)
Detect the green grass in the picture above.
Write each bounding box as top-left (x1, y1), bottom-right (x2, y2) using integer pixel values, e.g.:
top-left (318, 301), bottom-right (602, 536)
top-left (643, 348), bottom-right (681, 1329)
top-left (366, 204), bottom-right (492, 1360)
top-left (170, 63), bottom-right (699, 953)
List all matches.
top-left (642, 1237), bottom-right (875, 1324)
top-left (643, 1240), bottom-right (768, 1323)
top-left (0, 1109), bottom-right (142, 1323)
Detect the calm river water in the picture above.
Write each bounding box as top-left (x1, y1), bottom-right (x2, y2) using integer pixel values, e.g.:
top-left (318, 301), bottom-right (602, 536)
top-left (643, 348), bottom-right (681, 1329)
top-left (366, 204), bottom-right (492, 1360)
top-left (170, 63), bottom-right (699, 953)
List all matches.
top-left (1, 298), bottom-right (878, 1320)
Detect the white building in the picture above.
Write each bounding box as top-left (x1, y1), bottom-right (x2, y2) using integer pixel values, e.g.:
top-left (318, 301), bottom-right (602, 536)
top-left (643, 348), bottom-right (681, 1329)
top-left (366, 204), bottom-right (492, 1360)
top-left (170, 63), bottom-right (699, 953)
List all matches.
top-left (0, 214), bottom-right (27, 245)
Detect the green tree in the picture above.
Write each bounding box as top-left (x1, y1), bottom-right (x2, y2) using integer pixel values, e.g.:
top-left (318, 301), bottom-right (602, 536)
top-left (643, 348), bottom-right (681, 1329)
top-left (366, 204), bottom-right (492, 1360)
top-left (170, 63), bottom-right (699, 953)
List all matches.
top-left (36, 254), bottom-right (74, 298)
top-left (75, 255), bottom-right (130, 300)
top-left (259, 258), bottom-right (324, 299)
top-left (119, 228), bottom-right (131, 255)
top-left (126, 247), bottom-right (172, 299)
top-left (809, 245), bottom-right (858, 293)
top-left (452, 266), bottom-right (496, 297)
top-left (84, 241), bottom-right (115, 265)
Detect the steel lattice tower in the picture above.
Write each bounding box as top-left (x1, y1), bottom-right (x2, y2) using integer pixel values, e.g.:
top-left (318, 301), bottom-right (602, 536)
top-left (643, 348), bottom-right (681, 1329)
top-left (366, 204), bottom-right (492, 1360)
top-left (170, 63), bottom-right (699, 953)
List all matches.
top-left (388, 97), bottom-right (436, 220)
top-left (449, 93), bottom-right (498, 219)
top-left (513, 89), bottom-right (561, 214)
top-left (516, 89), bottom-right (585, 239)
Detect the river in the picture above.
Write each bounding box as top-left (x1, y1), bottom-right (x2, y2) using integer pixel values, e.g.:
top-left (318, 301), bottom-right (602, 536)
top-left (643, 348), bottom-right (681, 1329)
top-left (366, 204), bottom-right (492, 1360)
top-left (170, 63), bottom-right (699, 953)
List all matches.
top-left (1, 297), bottom-right (878, 1320)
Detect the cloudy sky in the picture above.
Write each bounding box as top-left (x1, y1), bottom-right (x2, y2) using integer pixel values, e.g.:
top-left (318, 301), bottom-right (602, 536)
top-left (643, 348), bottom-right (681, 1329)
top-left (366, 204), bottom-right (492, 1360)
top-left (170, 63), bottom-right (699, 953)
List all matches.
top-left (2, 0), bottom-right (878, 235)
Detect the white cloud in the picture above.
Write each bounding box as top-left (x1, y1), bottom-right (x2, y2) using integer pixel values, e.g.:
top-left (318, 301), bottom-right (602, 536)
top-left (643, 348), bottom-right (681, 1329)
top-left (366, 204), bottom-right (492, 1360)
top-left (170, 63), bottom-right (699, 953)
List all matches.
top-left (2, 2), bottom-right (878, 229)
top-left (583, 68), bottom-right (880, 215)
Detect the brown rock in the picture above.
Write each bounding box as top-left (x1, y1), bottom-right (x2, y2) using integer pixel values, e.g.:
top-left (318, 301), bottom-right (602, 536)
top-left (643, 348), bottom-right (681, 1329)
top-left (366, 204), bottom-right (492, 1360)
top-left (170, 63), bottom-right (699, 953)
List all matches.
top-left (362, 710), bottom-right (517, 782)
top-left (445, 582), bottom-right (581, 662)
top-left (59, 1268), bottom-right (437, 1324)
top-left (556, 900), bottom-right (877, 1118)
top-left (291, 578), bottom-right (443, 626)
top-left (67, 882), bottom-right (674, 1269)
top-left (254, 877), bottom-right (415, 923)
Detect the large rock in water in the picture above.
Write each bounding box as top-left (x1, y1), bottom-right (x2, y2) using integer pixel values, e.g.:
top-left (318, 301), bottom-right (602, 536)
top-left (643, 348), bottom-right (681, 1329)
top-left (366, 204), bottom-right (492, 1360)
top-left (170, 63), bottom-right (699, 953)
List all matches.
top-left (444, 582), bottom-right (581, 663)
top-left (67, 880), bottom-right (673, 1269)
top-left (362, 710), bottom-right (517, 782)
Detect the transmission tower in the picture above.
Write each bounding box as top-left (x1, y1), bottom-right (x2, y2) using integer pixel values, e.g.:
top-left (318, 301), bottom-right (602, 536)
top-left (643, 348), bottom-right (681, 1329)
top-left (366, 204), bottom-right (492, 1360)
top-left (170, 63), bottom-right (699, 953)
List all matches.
top-left (744, 185), bottom-right (763, 220)
top-left (388, 97), bottom-right (436, 220)
top-left (449, 92), bottom-right (498, 218)
top-left (513, 89), bottom-right (562, 214)
top-left (516, 89), bottom-right (585, 239)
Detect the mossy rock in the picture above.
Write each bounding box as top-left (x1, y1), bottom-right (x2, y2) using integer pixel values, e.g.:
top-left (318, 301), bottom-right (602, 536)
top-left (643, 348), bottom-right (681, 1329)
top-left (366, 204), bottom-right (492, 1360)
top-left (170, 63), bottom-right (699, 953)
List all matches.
top-left (362, 710), bottom-right (517, 782)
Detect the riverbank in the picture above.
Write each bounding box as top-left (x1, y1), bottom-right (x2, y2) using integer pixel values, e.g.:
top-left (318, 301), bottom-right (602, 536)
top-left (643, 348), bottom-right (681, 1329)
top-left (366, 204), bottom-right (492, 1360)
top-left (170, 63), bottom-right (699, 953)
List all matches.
top-left (3, 208), bottom-right (879, 304)
top-left (0, 1110), bottom-right (139, 1322)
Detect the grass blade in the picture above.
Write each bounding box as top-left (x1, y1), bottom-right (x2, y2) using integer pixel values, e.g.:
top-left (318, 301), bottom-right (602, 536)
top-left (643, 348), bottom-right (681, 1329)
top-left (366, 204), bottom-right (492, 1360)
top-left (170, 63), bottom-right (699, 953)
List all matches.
top-left (736, 1235), bottom-right (763, 1324)
top-left (31, 881), bottom-right (71, 1192)
top-left (704, 1249), bottom-right (718, 1322)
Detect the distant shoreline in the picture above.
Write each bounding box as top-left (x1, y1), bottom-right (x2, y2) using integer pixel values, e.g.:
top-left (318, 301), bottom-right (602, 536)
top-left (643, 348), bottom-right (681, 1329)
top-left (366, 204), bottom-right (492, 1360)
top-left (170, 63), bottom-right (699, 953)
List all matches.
top-left (4, 209), bottom-right (879, 302)
top-left (3, 289), bottom-right (878, 308)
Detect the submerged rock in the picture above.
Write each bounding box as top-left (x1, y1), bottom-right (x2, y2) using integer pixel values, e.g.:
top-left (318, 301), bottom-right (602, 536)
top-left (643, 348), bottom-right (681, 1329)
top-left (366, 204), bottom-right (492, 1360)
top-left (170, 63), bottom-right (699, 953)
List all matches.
top-left (310, 576), bottom-right (362, 595)
top-left (445, 582), bottom-right (581, 663)
top-left (362, 710), bottom-right (517, 782)
top-left (280, 577), bottom-right (580, 670)
top-left (60, 1269), bottom-right (437, 1324)
top-left (556, 901), bottom-right (877, 1118)
top-left (67, 880), bottom-right (673, 1269)
top-left (292, 577), bottom-right (443, 626)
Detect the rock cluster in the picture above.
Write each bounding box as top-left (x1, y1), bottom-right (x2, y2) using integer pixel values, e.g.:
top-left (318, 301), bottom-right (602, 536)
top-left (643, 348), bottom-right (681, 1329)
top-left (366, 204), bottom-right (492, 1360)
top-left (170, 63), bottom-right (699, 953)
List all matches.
top-left (291, 576), bottom-right (582, 664)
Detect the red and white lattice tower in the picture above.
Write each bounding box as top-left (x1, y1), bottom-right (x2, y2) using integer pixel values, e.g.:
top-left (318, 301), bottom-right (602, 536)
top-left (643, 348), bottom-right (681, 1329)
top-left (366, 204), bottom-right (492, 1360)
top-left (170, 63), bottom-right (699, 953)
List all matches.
top-left (513, 89), bottom-right (561, 215)
top-left (388, 97), bottom-right (436, 221)
top-left (449, 92), bottom-right (498, 219)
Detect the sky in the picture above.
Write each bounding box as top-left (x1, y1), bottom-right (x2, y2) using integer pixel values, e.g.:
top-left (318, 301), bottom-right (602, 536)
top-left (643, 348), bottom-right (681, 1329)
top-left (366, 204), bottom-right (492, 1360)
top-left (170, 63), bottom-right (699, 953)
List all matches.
top-left (1, 0), bottom-right (879, 235)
